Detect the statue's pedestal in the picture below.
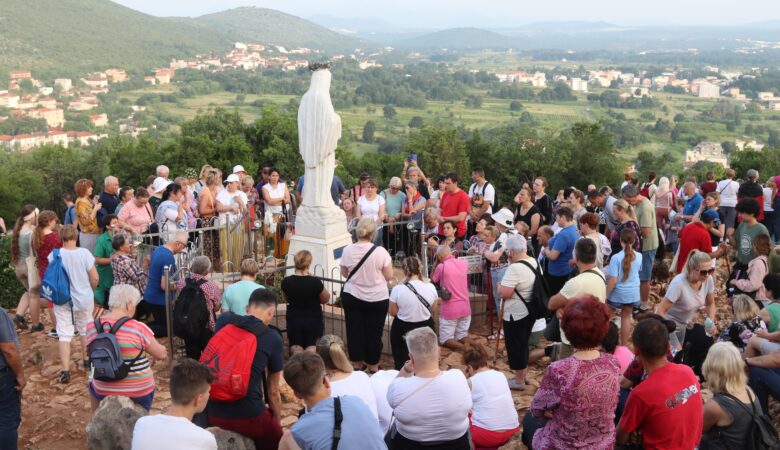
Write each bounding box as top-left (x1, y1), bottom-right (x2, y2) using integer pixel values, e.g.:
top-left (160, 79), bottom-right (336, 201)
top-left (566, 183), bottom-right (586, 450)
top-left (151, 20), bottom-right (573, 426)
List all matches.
top-left (286, 205), bottom-right (352, 285)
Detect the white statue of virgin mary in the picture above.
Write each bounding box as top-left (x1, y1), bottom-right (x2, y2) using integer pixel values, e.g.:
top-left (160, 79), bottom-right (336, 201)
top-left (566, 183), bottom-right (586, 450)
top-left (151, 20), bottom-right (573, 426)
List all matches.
top-left (298, 65), bottom-right (342, 208)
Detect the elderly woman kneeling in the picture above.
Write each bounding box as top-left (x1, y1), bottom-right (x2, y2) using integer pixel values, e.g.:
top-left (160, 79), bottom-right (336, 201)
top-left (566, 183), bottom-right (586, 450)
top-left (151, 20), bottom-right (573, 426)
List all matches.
top-left (85, 284), bottom-right (167, 411)
top-left (387, 327), bottom-right (472, 449)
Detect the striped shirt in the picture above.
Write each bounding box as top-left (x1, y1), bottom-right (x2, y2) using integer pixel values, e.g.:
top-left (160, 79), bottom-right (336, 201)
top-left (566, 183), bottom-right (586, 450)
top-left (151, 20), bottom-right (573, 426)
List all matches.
top-left (86, 317), bottom-right (156, 397)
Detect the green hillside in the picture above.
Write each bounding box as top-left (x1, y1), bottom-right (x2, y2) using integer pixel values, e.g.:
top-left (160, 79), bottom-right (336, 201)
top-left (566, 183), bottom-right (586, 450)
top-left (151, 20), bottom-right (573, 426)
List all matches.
top-left (191, 7), bottom-right (364, 53)
top-left (0, 0), bottom-right (232, 77)
top-left (395, 27), bottom-right (517, 50)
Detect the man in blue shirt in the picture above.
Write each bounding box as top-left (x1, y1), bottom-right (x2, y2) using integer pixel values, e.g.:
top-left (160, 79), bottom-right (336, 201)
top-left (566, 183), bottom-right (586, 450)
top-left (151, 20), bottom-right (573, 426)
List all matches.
top-left (679, 182), bottom-right (703, 225)
top-left (295, 174), bottom-right (347, 206)
top-left (279, 352), bottom-right (385, 450)
top-left (543, 207), bottom-right (579, 295)
top-left (97, 176), bottom-right (120, 229)
top-left (0, 307), bottom-right (24, 450)
top-left (143, 231), bottom-right (188, 336)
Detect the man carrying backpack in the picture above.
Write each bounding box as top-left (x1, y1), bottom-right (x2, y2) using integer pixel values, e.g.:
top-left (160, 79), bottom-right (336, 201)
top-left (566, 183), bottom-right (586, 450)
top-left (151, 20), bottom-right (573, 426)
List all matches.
top-left (202, 289), bottom-right (284, 450)
top-left (174, 256), bottom-right (221, 360)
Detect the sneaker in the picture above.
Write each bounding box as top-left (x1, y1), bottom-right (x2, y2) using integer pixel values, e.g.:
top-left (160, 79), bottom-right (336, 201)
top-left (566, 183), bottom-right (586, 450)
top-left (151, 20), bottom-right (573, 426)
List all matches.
top-left (47, 329), bottom-right (58, 338)
top-left (30, 323), bottom-right (44, 333)
top-left (507, 379), bottom-right (526, 391)
top-left (13, 315), bottom-right (28, 330)
top-left (488, 330), bottom-right (504, 341)
top-left (58, 371), bottom-right (70, 384)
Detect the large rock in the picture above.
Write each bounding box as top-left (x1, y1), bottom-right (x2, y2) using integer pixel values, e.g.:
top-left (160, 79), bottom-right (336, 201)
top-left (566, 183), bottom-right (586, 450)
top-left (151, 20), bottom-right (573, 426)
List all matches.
top-left (86, 396), bottom-right (148, 450)
top-left (207, 427), bottom-right (256, 450)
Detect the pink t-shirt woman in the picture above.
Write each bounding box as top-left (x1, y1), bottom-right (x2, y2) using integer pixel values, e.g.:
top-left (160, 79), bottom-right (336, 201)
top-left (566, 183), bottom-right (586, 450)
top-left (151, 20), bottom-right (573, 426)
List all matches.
top-left (341, 241), bottom-right (392, 301)
top-left (431, 256), bottom-right (471, 320)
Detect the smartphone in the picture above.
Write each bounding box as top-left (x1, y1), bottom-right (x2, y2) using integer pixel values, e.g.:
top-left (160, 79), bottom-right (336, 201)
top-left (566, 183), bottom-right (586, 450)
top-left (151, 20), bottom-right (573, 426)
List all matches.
top-left (407, 153), bottom-right (417, 164)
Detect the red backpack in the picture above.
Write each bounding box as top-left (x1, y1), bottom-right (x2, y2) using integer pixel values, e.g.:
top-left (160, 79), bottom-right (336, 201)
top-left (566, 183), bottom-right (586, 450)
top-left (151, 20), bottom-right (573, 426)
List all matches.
top-left (640, 183), bottom-right (652, 198)
top-left (200, 323), bottom-right (266, 401)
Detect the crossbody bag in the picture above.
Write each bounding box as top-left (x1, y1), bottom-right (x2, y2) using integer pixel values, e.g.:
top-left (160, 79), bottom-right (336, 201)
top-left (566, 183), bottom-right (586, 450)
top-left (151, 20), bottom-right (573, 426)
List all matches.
top-left (404, 282), bottom-right (432, 309)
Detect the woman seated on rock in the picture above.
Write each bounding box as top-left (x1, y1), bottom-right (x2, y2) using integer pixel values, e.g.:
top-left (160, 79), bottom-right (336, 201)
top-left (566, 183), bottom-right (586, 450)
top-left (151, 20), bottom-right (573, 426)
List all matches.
top-left (85, 284), bottom-right (167, 411)
top-left (387, 327), bottom-right (472, 450)
top-left (522, 295), bottom-right (621, 449)
top-left (462, 344), bottom-right (520, 449)
top-left (315, 335), bottom-right (378, 421)
top-left (700, 342), bottom-right (765, 449)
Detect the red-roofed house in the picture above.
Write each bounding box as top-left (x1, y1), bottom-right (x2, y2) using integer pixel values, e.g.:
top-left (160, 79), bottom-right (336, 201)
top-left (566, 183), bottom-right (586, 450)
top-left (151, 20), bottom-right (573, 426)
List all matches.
top-left (37, 97), bottom-right (57, 109)
top-left (89, 113), bottom-right (108, 127)
top-left (154, 68), bottom-right (173, 85)
top-left (28, 108), bottom-right (65, 127)
top-left (82, 75), bottom-right (108, 89)
top-left (104, 68), bottom-right (128, 83)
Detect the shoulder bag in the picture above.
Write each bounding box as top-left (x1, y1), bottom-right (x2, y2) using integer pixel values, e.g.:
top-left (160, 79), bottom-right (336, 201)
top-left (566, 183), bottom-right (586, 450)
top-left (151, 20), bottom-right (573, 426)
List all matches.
top-left (404, 282), bottom-right (431, 309)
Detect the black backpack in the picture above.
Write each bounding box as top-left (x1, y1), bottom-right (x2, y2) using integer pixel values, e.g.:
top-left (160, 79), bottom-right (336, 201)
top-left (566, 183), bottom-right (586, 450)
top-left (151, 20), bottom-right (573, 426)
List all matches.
top-left (513, 260), bottom-right (551, 321)
top-left (722, 392), bottom-right (780, 450)
top-left (173, 278), bottom-right (212, 341)
top-left (88, 317), bottom-right (142, 381)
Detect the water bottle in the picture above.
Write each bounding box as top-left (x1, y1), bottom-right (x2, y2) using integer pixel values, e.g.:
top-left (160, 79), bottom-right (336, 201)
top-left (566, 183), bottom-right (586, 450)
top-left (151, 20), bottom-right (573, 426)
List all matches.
top-left (704, 317), bottom-right (715, 337)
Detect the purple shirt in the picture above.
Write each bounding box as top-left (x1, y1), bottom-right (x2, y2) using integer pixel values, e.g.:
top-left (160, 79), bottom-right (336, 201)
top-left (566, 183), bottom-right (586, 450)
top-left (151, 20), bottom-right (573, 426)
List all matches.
top-left (431, 256), bottom-right (471, 320)
top-left (531, 353), bottom-right (621, 449)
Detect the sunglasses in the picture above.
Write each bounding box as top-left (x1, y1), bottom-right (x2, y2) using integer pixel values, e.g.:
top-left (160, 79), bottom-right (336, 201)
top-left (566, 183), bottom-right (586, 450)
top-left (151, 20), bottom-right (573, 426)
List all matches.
top-left (699, 268), bottom-right (715, 276)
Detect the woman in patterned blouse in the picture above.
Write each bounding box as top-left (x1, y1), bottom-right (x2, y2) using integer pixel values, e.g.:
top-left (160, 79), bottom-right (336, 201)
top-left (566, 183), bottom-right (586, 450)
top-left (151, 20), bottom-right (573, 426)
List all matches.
top-left (110, 234), bottom-right (148, 294)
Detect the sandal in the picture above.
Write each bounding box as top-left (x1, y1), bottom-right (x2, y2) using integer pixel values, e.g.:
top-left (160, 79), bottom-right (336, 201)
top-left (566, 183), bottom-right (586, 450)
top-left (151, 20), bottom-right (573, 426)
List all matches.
top-left (59, 371), bottom-right (70, 384)
top-left (30, 323), bottom-right (44, 333)
top-left (13, 315), bottom-right (28, 330)
top-left (488, 330), bottom-right (504, 341)
top-left (507, 379), bottom-right (526, 391)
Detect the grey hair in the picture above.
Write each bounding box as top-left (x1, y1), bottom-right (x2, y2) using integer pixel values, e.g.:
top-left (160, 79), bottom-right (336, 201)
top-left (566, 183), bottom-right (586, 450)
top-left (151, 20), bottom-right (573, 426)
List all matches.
top-left (355, 217), bottom-right (377, 240)
top-left (156, 165), bottom-right (169, 176)
top-left (405, 327), bottom-right (439, 363)
top-left (424, 207), bottom-right (440, 221)
top-left (108, 284), bottom-right (142, 310)
top-left (407, 166), bottom-right (420, 175)
top-left (389, 177), bottom-right (402, 188)
top-left (171, 230), bottom-right (189, 245)
top-left (435, 244), bottom-right (451, 259)
top-left (747, 169), bottom-right (759, 181)
top-left (621, 183), bottom-right (640, 197)
top-left (505, 234), bottom-right (527, 254)
top-left (104, 175), bottom-right (118, 186)
top-left (190, 255), bottom-right (212, 275)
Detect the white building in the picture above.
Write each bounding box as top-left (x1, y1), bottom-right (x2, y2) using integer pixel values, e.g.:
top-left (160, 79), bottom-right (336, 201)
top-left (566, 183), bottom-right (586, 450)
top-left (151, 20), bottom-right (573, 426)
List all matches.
top-left (685, 142), bottom-right (728, 168)
top-left (697, 82), bottom-right (720, 98)
top-left (570, 77), bottom-right (588, 92)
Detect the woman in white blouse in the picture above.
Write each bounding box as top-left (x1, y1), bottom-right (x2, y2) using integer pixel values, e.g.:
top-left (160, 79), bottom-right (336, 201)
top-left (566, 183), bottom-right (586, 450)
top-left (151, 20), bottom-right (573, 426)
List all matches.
top-left (315, 334), bottom-right (379, 420)
top-left (389, 256), bottom-right (438, 370)
top-left (261, 167), bottom-right (291, 215)
top-left (356, 178), bottom-right (386, 246)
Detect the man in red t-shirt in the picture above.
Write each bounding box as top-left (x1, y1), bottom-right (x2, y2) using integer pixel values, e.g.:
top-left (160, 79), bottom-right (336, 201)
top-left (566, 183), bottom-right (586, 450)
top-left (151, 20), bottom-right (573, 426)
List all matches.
top-left (438, 172), bottom-right (470, 238)
top-left (675, 210), bottom-right (726, 273)
top-left (617, 319), bottom-right (703, 450)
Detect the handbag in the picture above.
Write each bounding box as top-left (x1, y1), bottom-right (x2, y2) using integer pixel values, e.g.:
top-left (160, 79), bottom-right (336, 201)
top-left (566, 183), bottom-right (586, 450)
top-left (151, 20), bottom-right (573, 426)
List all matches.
top-left (26, 235), bottom-right (40, 289)
top-left (384, 374), bottom-right (439, 449)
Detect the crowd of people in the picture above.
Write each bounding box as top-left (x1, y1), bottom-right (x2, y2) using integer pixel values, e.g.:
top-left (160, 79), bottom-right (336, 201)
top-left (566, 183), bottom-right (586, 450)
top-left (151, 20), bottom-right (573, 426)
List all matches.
top-left (1, 160), bottom-right (780, 449)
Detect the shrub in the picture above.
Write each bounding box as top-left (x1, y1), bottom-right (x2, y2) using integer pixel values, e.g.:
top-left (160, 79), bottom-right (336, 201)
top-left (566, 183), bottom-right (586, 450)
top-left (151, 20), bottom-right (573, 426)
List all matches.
top-left (0, 237), bottom-right (24, 309)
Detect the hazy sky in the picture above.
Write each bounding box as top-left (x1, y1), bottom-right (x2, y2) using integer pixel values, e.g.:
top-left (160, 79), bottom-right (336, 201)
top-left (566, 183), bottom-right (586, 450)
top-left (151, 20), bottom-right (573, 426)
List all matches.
top-left (113, 0), bottom-right (780, 28)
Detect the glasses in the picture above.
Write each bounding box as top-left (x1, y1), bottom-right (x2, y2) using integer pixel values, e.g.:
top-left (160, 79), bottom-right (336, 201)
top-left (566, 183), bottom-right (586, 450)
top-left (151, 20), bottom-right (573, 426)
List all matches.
top-left (699, 268), bottom-right (715, 276)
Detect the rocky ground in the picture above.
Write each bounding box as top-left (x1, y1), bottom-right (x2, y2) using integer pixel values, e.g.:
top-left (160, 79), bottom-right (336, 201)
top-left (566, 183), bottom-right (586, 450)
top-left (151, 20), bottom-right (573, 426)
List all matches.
top-left (13, 258), bottom-right (780, 449)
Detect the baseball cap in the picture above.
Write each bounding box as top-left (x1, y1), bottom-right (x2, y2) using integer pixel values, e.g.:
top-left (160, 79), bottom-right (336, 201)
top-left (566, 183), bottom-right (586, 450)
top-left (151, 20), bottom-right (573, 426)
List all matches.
top-left (701, 209), bottom-right (720, 223)
top-left (225, 174), bottom-right (240, 183)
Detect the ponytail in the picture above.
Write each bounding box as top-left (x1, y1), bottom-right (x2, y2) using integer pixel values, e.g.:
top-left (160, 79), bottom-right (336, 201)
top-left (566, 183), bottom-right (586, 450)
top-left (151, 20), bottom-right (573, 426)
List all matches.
top-left (316, 335), bottom-right (353, 374)
top-left (620, 228), bottom-right (636, 282)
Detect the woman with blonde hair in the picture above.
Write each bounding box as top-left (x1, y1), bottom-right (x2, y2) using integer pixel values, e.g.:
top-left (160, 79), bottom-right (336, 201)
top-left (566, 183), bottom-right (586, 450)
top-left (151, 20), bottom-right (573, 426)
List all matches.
top-left (340, 218), bottom-right (393, 372)
top-left (700, 342), bottom-right (764, 449)
top-left (657, 249), bottom-right (717, 349)
top-left (609, 199), bottom-right (641, 257)
top-left (10, 205), bottom-right (41, 330)
top-left (194, 164), bottom-right (213, 198)
top-left (316, 335), bottom-right (379, 420)
top-left (718, 294), bottom-right (766, 352)
top-left (389, 256), bottom-right (437, 370)
top-left (281, 250), bottom-right (329, 353)
top-left (655, 176), bottom-right (675, 233)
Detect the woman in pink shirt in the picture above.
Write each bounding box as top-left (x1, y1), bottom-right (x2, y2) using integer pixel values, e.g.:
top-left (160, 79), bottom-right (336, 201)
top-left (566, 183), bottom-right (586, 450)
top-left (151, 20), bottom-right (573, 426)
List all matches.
top-left (117, 188), bottom-right (154, 234)
top-left (339, 218), bottom-right (393, 373)
top-left (431, 244), bottom-right (472, 352)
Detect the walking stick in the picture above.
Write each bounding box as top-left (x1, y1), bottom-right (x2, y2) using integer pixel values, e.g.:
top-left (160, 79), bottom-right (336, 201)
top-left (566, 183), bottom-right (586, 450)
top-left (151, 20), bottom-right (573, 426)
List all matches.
top-left (494, 298), bottom-right (505, 367)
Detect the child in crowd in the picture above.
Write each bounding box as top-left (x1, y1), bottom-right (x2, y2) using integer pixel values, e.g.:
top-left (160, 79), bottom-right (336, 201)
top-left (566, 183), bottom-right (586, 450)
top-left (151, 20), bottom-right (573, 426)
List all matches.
top-left (718, 294), bottom-right (766, 352)
top-left (602, 323), bottom-right (633, 373)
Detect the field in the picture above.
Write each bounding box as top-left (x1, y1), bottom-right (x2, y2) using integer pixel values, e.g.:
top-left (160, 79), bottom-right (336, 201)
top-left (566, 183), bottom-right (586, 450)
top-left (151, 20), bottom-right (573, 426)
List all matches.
top-left (117, 72), bottom-right (780, 167)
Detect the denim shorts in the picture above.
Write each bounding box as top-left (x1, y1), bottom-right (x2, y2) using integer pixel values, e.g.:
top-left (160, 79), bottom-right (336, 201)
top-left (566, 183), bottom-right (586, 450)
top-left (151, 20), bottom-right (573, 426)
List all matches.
top-left (607, 300), bottom-right (641, 310)
top-left (640, 249), bottom-right (657, 281)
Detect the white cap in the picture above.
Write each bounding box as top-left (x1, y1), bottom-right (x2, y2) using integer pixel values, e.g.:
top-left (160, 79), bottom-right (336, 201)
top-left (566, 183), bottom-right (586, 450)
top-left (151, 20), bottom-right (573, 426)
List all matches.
top-left (225, 174), bottom-right (240, 183)
top-left (491, 208), bottom-right (515, 228)
top-left (233, 165), bottom-right (246, 174)
top-left (151, 177), bottom-right (172, 194)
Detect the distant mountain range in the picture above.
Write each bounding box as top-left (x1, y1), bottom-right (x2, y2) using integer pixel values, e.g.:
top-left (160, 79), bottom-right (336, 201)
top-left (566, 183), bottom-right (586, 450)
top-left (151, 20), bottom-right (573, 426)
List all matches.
top-left (395, 28), bottom-right (518, 50)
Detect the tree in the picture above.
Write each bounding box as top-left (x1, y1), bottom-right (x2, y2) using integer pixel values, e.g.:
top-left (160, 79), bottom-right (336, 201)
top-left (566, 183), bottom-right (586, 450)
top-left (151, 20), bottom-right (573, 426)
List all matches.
top-left (363, 120), bottom-right (376, 143)
top-left (730, 148), bottom-right (780, 180)
top-left (383, 105), bottom-right (397, 120)
top-left (673, 113), bottom-right (686, 122)
top-left (406, 126), bottom-right (470, 182)
top-left (721, 141), bottom-right (735, 154)
top-left (770, 129), bottom-right (780, 148)
top-left (464, 95), bottom-right (482, 109)
top-left (408, 116), bottom-right (424, 128)
top-left (509, 101), bottom-right (523, 111)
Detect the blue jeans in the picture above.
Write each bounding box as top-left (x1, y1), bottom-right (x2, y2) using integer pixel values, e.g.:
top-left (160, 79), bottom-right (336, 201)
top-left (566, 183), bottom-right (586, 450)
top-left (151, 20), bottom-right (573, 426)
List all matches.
top-left (640, 248), bottom-right (657, 281)
top-left (0, 370), bottom-right (21, 450)
top-left (748, 366), bottom-right (780, 413)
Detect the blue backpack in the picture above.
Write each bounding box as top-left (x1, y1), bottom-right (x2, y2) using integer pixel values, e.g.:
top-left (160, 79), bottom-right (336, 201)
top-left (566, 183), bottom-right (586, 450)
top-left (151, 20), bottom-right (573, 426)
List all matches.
top-left (40, 249), bottom-right (71, 305)
top-left (89, 317), bottom-right (142, 381)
